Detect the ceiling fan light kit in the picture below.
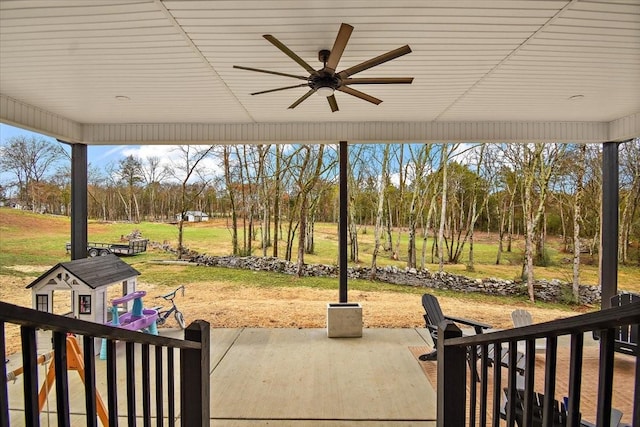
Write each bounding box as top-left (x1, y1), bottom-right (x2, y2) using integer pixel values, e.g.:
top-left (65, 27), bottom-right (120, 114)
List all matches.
top-left (316, 87), bottom-right (335, 97)
top-left (234, 23), bottom-right (413, 112)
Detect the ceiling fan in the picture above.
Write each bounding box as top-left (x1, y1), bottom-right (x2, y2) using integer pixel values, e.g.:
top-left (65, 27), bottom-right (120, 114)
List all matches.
top-left (234, 23), bottom-right (413, 112)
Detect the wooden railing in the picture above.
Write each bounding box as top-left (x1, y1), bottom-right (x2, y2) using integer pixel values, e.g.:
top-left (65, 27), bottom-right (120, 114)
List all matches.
top-left (0, 301), bottom-right (210, 427)
top-left (437, 301), bottom-right (640, 427)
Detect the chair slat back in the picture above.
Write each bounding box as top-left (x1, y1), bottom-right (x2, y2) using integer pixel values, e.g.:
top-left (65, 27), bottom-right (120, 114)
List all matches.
top-left (422, 294), bottom-right (445, 327)
top-left (612, 293), bottom-right (639, 351)
top-left (512, 309), bottom-right (533, 328)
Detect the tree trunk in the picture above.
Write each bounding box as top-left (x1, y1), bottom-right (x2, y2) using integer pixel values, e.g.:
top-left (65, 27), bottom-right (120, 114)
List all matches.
top-left (438, 144), bottom-right (449, 272)
top-left (223, 147), bottom-right (239, 255)
top-left (273, 145), bottom-right (281, 257)
top-left (524, 180), bottom-right (536, 302)
top-left (572, 145), bottom-right (586, 302)
top-left (468, 202), bottom-right (476, 271)
top-left (496, 199), bottom-right (507, 265)
top-left (507, 195), bottom-right (514, 252)
top-left (297, 195), bottom-right (308, 276)
top-left (385, 199), bottom-right (393, 251)
top-left (421, 196), bottom-right (436, 269)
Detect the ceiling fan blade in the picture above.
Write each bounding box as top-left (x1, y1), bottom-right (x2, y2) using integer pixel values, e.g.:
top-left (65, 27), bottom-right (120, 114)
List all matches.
top-left (288, 89), bottom-right (316, 109)
top-left (251, 84), bottom-right (309, 96)
top-left (328, 94), bottom-right (339, 112)
top-left (338, 45), bottom-right (412, 78)
top-left (337, 86), bottom-right (382, 105)
top-left (233, 65), bottom-right (308, 81)
top-left (326, 23), bottom-right (353, 72)
top-left (342, 77), bottom-right (413, 85)
top-left (263, 34), bottom-right (316, 74)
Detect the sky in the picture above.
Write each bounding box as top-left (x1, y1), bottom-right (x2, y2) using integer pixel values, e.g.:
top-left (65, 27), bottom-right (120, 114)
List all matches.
top-left (0, 123), bottom-right (140, 167)
top-left (0, 123), bottom-right (224, 186)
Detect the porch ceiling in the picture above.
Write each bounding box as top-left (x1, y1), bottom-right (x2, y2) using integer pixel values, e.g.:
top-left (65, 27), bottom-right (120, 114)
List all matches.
top-left (1, 0), bottom-right (639, 144)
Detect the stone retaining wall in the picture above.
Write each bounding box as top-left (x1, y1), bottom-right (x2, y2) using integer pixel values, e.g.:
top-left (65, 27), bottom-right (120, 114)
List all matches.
top-left (153, 242), bottom-right (601, 305)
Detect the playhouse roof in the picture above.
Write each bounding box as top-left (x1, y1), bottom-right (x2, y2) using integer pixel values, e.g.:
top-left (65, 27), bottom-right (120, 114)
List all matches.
top-left (26, 255), bottom-right (140, 290)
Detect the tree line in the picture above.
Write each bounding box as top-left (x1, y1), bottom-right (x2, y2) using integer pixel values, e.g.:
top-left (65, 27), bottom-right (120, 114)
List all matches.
top-left (1, 135), bottom-right (639, 302)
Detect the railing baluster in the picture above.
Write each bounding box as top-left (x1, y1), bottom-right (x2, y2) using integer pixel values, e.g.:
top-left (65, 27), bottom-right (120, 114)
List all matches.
top-left (167, 348), bottom-right (175, 426)
top-left (20, 326), bottom-right (39, 427)
top-left (634, 349), bottom-right (640, 427)
top-left (1, 322), bottom-right (9, 427)
top-left (479, 344), bottom-right (489, 427)
top-left (596, 328), bottom-right (614, 426)
top-left (541, 336), bottom-right (557, 427)
top-left (505, 340), bottom-right (517, 427)
top-left (566, 333), bottom-right (583, 427)
top-left (491, 343), bottom-right (502, 427)
top-left (83, 337), bottom-right (99, 427)
top-left (106, 339), bottom-right (119, 427)
top-left (126, 342), bottom-right (136, 427)
top-left (155, 346), bottom-right (164, 427)
top-left (469, 344), bottom-right (478, 426)
top-left (522, 339), bottom-right (536, 427)
top-left (53, 331), bottom-right (71, 427)
top-left (142, 344), bottom-right (151, 427)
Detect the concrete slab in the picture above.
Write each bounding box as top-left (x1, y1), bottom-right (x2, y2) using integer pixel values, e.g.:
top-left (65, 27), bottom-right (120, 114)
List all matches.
top-left (210, 328), bottom-right (435, 423)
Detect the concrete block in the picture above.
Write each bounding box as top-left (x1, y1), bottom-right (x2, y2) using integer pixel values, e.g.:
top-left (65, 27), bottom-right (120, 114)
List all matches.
top-left (327, 303), bottom-right (362, 338)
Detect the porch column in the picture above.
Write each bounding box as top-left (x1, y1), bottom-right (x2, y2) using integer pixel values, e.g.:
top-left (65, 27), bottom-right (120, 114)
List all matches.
top-left (339, 141), bottom-right (348, 303)
top-left (600, 142), bottom-right (618, 309)
top-left (70, 143), bottom-right (88, 260)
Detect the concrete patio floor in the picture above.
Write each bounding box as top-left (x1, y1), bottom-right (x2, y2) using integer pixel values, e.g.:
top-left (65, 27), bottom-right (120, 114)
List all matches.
top-left (7, 327), bottom-right (437, 426)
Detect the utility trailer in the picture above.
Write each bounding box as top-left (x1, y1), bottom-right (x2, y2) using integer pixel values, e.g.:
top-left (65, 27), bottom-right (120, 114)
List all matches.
top-left (65, 239), bottom-right (149, 257)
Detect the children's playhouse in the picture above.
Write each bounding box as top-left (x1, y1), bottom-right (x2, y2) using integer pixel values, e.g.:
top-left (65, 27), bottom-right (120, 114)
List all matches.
top-left (26, 254), bottom-right (140, 325)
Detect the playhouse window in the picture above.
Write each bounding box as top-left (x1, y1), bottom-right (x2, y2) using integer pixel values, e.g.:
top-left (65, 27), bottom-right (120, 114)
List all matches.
top-left (79, 295), bottom-right (91, 314)
top-left (36, 294), bottom-right (48, 312)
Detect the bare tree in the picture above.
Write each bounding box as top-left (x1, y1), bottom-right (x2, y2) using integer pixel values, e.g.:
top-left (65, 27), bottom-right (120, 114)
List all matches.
top-left (619, 139), bottom-right (640, 264)
top-left (140, 156), bottom-right (169, 221)
top-left (370, 144), bottom-right (391, 278)
top-left (0, 135), bottom-right (66, 211)
top-left (222, 146), bottom-right (239, 255)
top-left (437, 144), bottom-right (460, 272)
top-left (505, 143), bottom-right (566, 302)
top-left (294, 145), bottom-right (326, 276)
top-left (169, 145), bottom-right (216, 259)
top-left (466, 144), bottom-right (487, 272)
top-left (407, 144), bottom-right (433, 268)
top-left (115, 155), bottom-right (144, 222)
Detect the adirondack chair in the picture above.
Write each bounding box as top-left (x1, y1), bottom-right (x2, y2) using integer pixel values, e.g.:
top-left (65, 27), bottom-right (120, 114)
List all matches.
top-left (593, 292), bottom-right (639, 356)
top-left (502, 388), bottom-right (570, 427)
top-left (610, 293), bottom-right (639, 356)
top-left (502, 388), bottom-right (624, 427)
top-left (418, 293), bottom-right (492, 361)
top-left (511, 309), bottom-right (547, 353)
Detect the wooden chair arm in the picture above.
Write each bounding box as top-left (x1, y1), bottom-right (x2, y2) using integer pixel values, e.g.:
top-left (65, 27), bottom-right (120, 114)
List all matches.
top-left (444, 315), bottom-right (492, 334)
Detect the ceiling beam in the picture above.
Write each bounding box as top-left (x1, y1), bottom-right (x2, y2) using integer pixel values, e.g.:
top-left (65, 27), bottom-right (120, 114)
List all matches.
top-left (4, 94), bottom-right (637, 145)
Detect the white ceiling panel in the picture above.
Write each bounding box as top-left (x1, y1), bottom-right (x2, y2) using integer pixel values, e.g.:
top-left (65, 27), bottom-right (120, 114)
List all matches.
top-left (1, 0), bottom-right (639, 143)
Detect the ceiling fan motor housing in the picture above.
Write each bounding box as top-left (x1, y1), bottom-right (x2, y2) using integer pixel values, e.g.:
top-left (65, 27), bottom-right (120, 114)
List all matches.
top-left (308, 71), bottom-right (340, 91)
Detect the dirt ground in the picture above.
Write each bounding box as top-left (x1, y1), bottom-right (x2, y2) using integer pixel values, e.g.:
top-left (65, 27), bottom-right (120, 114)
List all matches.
top-left (1, 266), bottom-right (576, 355)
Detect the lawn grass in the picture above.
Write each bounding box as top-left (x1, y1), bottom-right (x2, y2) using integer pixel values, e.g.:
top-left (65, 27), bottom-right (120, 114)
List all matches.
top-left (1, 207), bottom-right (638, 295)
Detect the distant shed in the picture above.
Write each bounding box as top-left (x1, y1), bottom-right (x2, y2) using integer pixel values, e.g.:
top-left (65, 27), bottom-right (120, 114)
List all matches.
top-left (176, 210), bottom-right (209, 222)
top-left (26, 255), bottom-right (140, 325)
